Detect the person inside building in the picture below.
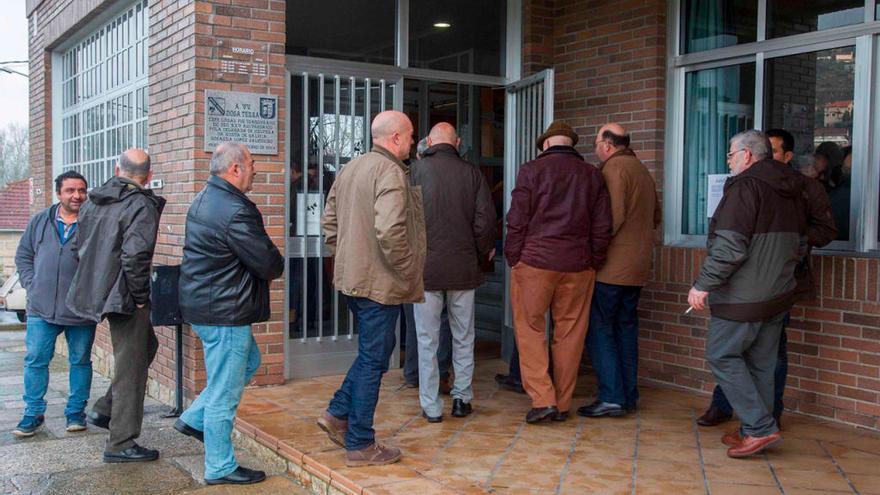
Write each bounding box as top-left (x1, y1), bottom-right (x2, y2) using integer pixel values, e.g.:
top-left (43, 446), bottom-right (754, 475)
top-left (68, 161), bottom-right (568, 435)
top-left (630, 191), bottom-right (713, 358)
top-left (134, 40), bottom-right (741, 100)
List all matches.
top-left (411, 122), bottom-right (496, 422)
top-left (688, 129), bottom-right (808, 458)
top-left (402, 136), bottom-right (453, 393)
top-left (12, 171), bottom-right (97, 437)
top-left (505, 120), bottom-right (611, 424)
top-left (177, 142), bottom-right (285, 485)
top-left (66, 149), bottom-right (165, 463)
top-left (697, 128), bottom-right (836, 430)
top-left (317, 110), bottom-right (425, 467)
top-left (578, 123), bottom-right (660, 419)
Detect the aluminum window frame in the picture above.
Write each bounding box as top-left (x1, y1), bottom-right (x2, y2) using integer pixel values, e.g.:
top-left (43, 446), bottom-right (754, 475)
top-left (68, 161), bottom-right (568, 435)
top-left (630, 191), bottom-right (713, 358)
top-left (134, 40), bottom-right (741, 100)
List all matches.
top-left (50, 0), bottom-right (149, 192)
top-left (666, 0), bottom-right (880, 254)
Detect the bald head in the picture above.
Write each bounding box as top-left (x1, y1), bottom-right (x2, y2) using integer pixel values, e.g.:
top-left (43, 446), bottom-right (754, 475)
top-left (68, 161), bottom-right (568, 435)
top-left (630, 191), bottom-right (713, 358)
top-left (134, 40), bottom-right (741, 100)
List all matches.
top-left (427, 122), bottom-right (460, 150)
top-left (371, 110), bottom-right (414, 161)
top-left (595, 123), bottom-right (630, 162)
top-left (116, 148), bottom-right (152, 185)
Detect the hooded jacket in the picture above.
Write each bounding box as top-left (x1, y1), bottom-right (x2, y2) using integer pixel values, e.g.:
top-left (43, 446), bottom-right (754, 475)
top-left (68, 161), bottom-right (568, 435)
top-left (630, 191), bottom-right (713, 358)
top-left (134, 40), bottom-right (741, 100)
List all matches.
top-left (411, 143), bottom-right (496, 291)
top-left (66, 176), bottom-right (165, 321)
top-left (15, 204), bottom-right (96, 326)
top-left (179, 175), bottom-right (284, 325)
top-left (694, 159), bottom-right (807, 322)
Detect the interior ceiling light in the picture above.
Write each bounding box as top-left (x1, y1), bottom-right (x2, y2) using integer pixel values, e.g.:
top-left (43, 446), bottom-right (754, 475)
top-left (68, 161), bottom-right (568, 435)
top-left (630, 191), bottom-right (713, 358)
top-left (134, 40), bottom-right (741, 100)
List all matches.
top-left (433, 22), bottom-right (451, 28)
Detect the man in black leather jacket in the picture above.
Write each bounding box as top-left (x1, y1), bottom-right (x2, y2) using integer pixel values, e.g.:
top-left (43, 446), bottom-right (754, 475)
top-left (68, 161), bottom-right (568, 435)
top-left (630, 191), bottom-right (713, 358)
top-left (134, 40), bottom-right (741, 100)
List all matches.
top-left (176, 142), bottom-right (284, 485)
top-left (66, 149), bottom-right (165, 463)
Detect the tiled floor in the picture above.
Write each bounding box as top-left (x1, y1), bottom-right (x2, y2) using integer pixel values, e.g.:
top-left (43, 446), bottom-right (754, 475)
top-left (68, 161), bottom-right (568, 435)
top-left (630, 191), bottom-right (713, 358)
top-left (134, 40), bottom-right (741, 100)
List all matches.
top-left (235, 360), bottom-right (880, 495)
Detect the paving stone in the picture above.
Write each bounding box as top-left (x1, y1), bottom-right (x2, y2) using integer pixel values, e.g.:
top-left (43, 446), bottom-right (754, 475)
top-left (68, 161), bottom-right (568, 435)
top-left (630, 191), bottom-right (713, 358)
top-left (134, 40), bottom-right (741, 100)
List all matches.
top-left (41, 460), bottom-right (197, 495)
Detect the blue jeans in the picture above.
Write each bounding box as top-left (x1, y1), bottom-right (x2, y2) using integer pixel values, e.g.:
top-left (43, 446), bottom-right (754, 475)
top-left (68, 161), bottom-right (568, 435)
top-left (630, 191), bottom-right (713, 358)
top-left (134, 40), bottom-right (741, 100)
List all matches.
top-left (710, 315), bottom-right (789, 419)
top-left (327, 297), bottom-right (398, 450)
top-left (181, 325), bottom-right (261, 480)
top-left (23, 317), bottom-right (96, 417)
top-left (586, 282), bottom-right (642, 408)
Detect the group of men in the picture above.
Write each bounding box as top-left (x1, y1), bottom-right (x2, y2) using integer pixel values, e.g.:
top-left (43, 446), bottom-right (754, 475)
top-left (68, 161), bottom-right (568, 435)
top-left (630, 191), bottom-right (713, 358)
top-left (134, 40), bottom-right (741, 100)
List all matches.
top-left (12, 144), bottom-right (284, 485)
top-left (11, 106), bottom-right (832, 480)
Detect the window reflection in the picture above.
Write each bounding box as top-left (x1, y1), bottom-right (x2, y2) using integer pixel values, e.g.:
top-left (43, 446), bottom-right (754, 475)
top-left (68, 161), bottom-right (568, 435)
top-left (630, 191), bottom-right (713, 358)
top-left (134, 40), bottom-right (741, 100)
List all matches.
top-left (768, 0), bottom-right (865, 38)
top-left (764, 47), bottom-right (855, 241)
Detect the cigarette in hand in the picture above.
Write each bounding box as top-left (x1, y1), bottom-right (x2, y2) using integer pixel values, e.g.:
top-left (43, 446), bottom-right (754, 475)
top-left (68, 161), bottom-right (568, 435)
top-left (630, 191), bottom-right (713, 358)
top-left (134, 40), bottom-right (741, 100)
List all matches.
top-left (684, 306), bottom-right (694, 315)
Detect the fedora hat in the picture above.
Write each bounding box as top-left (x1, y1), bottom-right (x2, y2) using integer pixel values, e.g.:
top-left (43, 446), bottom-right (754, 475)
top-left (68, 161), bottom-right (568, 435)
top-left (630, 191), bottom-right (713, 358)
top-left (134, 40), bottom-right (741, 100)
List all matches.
top-left (535, 120), bottom-right (579, 151)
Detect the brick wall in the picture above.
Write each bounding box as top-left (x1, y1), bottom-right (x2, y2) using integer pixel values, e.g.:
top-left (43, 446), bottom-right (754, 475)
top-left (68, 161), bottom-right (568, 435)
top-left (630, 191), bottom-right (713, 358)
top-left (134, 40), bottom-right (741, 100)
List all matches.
top-left (522, 0), bottom-right (880, 431)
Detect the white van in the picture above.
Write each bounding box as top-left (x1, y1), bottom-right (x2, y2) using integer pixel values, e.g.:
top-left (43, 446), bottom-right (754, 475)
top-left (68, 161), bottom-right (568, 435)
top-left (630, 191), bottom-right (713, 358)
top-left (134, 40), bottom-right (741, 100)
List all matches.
top-left (0, 272), bottom-right (27, 322)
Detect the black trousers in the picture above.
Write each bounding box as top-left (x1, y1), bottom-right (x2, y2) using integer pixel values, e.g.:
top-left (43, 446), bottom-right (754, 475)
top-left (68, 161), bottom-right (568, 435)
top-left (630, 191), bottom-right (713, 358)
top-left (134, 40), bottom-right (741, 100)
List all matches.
top-left (92, 305), bottom-right (158, 452)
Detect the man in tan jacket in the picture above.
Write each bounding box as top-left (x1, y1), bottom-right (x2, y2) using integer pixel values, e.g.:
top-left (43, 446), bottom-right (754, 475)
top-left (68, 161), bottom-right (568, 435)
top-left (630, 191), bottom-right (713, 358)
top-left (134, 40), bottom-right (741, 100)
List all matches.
top-left (317, 110), bottom-right (426, 467)
top-left (578, 123), bottom-right (660, 418)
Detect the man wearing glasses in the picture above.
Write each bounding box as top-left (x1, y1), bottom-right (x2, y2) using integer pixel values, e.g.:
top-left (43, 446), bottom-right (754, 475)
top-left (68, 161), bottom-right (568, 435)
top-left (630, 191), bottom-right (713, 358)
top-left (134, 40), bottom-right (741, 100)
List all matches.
top-left (688, 129), bottom-right (807, 458)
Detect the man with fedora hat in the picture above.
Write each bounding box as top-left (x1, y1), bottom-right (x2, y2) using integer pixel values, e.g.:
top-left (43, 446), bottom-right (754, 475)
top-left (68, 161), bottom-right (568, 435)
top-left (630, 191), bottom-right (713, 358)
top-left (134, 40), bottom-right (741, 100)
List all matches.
top-left (505, 120), bottom-right (612, 424)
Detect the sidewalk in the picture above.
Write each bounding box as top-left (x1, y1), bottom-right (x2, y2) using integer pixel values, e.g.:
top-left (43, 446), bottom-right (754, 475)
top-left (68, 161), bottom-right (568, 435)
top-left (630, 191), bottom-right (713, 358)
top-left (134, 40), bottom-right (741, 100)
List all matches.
top-left (0, 329), bottom-right (307, 495)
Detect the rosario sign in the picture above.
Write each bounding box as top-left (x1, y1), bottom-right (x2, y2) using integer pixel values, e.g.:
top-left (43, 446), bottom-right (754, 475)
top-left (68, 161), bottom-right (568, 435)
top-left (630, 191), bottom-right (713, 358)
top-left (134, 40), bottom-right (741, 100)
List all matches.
top-left (205, 90), bottom-right (278, 155)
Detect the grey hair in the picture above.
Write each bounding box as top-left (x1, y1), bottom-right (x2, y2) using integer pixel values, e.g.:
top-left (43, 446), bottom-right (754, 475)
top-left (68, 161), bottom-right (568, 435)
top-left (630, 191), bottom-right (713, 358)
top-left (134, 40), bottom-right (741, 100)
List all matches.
top-left (416, 138), bottom-right (429, 157)
top-left (210, 142), bottom-right (248, 176)
top-left (119, 151), bottom-right (151, 178)
top-left (730, 129), bottom-right (772, 160)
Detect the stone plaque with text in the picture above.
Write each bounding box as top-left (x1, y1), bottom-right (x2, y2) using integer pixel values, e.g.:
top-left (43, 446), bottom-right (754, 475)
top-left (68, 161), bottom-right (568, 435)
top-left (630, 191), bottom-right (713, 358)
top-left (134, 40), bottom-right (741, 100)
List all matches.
top-left (204, 90), bottom-right (278, 155)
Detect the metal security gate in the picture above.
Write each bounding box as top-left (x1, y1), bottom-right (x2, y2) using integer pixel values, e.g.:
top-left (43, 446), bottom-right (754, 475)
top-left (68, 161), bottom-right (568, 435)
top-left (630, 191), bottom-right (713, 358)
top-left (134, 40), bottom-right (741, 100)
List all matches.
top-left (286, 70), bottom-right (400, 378)
top-left (501, 68), bottom-right (554, 359)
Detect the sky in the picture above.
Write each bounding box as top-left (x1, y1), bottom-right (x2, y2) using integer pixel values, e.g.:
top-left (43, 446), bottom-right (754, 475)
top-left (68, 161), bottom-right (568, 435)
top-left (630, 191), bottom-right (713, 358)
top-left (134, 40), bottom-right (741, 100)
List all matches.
top-left (0, 0), bottom-right (29, 129)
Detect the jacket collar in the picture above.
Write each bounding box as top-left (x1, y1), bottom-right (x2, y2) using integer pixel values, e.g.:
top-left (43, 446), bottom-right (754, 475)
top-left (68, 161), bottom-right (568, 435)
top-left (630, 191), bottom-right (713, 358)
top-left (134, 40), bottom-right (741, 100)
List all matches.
top-left (599, 148), bottom-right (636, 169)
top-left (537, 145), bottom-right (584, 161)
top-left (422, 143), bottom-right (459, 158)
top-left (207, 175), bottom-right (256, 206)
top-left (371, 145), bottom-right (410, 173)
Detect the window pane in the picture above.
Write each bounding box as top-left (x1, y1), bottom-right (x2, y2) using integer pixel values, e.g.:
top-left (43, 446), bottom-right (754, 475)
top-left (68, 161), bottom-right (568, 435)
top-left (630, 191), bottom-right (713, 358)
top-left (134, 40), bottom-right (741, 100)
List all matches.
top-left (409, 0), bottom-right (505, 76)
top-left (682, 0), bottom-right (757, 53)
top-left (682, 63), bottom-right (756, 235)
top-left (768, 0), bottom-right (864, 38)
top-left (764, 47), bottom-right (855, 241)
top-left (285, 0), bottom-right (395, 65)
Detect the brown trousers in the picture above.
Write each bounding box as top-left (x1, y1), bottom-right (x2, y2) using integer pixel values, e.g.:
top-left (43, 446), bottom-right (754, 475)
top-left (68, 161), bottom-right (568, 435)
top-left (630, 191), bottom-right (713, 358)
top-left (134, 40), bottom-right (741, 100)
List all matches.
top-left (510, 262), bottom-right (595, 412)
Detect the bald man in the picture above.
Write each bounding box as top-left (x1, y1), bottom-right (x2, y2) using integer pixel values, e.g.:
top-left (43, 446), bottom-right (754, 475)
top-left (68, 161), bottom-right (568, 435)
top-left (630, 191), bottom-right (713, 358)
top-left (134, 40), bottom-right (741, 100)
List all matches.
top-left (410, 123), bottom-right (495, 422)
top-left (578, 124), bottom-right (660, 418)
top-left (318, 110), bottom-right (426, 467)
top-left (67, 149), bottom-right (166, 463)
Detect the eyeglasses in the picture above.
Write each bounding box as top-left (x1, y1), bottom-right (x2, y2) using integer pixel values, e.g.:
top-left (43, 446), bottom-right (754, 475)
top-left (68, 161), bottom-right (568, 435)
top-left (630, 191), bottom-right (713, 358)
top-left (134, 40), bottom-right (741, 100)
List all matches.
top-left (726, 148), bottom-right (748, 158)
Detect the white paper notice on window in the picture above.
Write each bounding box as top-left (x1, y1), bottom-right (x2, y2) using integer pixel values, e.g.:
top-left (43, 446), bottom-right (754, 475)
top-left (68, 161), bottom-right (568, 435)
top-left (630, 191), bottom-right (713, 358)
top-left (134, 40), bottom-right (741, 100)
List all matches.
top-left (707, 174), bottom-right (731, 218)
top-left (295, 193), bottom-right (324, 236)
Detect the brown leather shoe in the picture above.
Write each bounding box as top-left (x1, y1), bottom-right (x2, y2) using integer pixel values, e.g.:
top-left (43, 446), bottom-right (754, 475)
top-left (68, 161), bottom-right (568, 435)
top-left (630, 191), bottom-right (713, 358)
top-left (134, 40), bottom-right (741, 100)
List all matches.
top-left (345, 442), bottom-right (402, 467)
top-left (316, 411), bottom-right (347, 448)
top-left (727, 431), bottom-right (782, 458)
top-left (721, 429), bottom-right (743, 447)
top-left (697, 406), bottom-right (733, 427)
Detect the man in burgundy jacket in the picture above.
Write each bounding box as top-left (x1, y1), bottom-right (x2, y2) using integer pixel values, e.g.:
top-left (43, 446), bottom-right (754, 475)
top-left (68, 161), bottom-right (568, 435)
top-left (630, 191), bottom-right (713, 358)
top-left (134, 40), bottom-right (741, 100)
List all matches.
top-left (505, 121), bottom-right (612, 424)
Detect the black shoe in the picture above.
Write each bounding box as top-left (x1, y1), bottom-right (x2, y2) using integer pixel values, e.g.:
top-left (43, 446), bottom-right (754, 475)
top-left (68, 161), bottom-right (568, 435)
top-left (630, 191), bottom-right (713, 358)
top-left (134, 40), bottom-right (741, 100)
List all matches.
top-left (526, 406), bottom-right (558, 424)
top-left (552, 410), bottom-right (569, 422)
top-left (696, 406), bottom-right (733, 427)
top-left (422, 411), bottom-right (443, 423)
top-left (103, 444), bottom-right (160, 463)
top-left (173, 419), bottom-right (204, 443)
top-left (205, 466), bottom-right (267, 485)
top-left (495, 373), bottom-right (526, 394)
top-left (87, 411), bottom-right (111, 430)
top-left (451, 399), bottom-right (472, 418)
top-left (577, 400), bottom-right (626, 418)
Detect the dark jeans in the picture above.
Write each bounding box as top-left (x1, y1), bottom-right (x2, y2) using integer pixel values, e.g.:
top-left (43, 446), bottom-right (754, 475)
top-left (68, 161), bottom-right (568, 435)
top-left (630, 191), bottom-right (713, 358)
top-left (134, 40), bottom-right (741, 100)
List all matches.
top-left (710, 314), bottom-right (789, 419)
top-left (586, 282), bottom-right (642, 408)
top-left (327, 297), bottom-right (398, 450)
top-left (92, 305), bottom-right (158, 452)
top-left (402, 304), bottom-right (452, 384)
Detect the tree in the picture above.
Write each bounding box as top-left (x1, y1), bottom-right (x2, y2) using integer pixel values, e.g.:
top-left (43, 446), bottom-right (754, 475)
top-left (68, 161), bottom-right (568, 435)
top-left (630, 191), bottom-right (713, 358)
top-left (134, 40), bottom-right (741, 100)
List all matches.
top-left (0, 123), bottom-right (28, 188)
